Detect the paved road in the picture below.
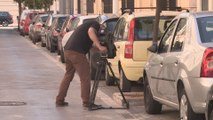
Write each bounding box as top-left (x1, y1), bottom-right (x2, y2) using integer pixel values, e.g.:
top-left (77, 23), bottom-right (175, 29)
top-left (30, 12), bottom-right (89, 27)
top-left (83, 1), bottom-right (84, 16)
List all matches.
top-left (0, 27), bottom-right (179, 120)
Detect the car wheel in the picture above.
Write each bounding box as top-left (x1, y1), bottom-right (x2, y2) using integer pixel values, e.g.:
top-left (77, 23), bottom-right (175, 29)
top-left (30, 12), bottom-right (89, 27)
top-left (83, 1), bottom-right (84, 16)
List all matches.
top-left (60, 49), bottom-right (65, 63)
top-left (119, 68), bottom-right (131, 92)
top-left (32, 37), bottom-right (36, 44)
top-left (210, 109), bottom-right (213, 120)
top-left (2, 21), bottom-right (8, 27)
top-left (105, 66), bottom-right (115, 86)
top-left (49, 39), bottom-right (55, 52)
top-left (179, 89), bottom-right (204, 120)
top-left (144, 75), bottom-right (162, 114)
top-left (41, 41), bottom-right (46, 47)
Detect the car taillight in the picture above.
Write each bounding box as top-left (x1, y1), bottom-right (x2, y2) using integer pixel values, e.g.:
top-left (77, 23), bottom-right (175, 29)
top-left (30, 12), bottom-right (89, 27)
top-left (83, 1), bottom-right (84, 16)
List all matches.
top-left (53, 30), bottom-right (59, 36)
top-left (124, 19), bottom-right (135, 59)
top-left (201, 48), bottom-right (213, 77)
top-left (20, 20), bottom-right (25, 26)
top-left (35, 24), bottom-right (42, 30)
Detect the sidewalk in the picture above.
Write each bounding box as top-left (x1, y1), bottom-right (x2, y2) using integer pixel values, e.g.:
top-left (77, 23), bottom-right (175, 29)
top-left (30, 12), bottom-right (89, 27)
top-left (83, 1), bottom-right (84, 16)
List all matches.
top-left (0, 28), bottom-right (136, 120)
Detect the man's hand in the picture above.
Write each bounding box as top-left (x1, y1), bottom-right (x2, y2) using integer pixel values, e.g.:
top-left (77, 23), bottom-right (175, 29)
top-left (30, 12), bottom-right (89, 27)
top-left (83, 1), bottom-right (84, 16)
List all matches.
top-left (98, 46), bottom-right (108, 53)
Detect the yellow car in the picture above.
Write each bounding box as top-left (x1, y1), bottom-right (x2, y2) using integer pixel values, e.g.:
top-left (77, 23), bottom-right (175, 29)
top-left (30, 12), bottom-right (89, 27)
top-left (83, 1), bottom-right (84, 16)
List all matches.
top-left (106, 11), bottom-right (180, 92)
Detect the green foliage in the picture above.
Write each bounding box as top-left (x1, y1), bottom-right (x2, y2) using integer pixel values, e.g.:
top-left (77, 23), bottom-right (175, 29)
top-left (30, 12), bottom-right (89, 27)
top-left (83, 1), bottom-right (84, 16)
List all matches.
top-left (14, 0), bottom-right (53, 10)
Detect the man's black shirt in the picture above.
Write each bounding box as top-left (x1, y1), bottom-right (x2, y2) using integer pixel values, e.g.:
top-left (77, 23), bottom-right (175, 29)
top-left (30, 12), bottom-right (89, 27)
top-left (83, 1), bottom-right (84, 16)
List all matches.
top-left (64, 21), bottom-right (100, 54)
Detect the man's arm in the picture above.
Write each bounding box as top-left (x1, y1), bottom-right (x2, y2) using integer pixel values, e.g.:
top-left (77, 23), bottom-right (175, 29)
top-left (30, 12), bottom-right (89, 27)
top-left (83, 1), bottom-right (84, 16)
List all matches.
top-left (88, 27), bottom-right (107, 53)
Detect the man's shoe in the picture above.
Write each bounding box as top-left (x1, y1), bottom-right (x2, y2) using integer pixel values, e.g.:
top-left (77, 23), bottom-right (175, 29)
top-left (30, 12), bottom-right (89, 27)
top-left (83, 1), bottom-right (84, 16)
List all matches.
top-left (83, 103), bottom-right (102, 110)
top-left (56, 101), bottom-right (69, 107)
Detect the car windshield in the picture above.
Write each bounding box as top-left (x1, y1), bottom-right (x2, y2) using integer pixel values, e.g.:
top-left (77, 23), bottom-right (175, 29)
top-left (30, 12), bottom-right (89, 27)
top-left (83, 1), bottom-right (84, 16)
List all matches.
top-left (197, 16), bottom-right (213, 43)
top-left (134, 16), bottom-right (174, 41)
top-left (41, 16), bottom-right (48, 23)
top-left (57, 16), bottom-right (67, 29)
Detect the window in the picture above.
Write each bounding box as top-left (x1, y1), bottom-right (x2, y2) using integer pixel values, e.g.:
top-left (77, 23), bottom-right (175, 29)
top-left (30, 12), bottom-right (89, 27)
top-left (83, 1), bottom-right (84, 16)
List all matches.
top-left (158, 20), bottom-right (177, 53)
top-left (103, 0), bottom-right (112, 13)
top-left (122, 0), bottom-right (134, 12)
top-left (197, 16), bottom-right (213, 43)
top-left (87, 0), bottom-right (94, 13)
top-left (113, 18), bottom-right (126, 41)
top-left (161, 0), bottom-right (177, 10)
top-left (171, 18), bottom-right (186, 52)
top-left (117, 19), bottom-right (126, 40)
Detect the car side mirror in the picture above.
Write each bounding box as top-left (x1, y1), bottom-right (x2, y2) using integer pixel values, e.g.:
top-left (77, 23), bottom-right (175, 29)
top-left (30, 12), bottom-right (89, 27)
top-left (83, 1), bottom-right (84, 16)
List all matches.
top-left (66, 28), bottom-right (70, 32)
top-left (147, 44), bottom-right (158, 53)
top-left (56, 28), bottom-right (60, 33)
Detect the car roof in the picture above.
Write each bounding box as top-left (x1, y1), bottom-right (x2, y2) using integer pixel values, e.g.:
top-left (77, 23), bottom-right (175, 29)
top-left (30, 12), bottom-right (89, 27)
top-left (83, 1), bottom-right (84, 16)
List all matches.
top-left (78, 15), bottom-right (99, 19)
top-left (127, 11), bottom-right (181, 17)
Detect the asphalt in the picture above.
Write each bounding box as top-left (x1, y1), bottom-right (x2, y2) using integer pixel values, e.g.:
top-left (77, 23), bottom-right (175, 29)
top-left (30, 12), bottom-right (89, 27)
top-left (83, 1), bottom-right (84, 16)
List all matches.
top-left (0, 27), bottom-right (143, 120)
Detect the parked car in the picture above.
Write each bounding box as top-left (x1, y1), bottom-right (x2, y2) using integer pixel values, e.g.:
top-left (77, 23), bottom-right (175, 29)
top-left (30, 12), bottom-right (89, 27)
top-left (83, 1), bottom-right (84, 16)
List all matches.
top-left (143, 11), bottom-right (213, 120)
top-left (28, 14), bottom-right (49, 44)
top-left (0, 11), bottom-right (13, 27)
top-left (22, 11), bottom-right (46, 36)
top-left (19, 9), bottom-right (38, 35)
top-left (46, 14), bottom-right (69, 52)
top-left (106, 11), bottom-right (178, 92)
top-left (41, 14), bottom-right (62, 49)
top-left (57, 15), bottom-right (76, 63)
top-left (89, 16), bottom-right (119, 80)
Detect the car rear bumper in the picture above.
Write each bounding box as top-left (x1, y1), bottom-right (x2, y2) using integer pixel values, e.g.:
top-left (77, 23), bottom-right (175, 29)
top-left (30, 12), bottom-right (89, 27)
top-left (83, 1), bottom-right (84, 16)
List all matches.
top-left (121, 60), bottom-right (145, 81)
top-left (186, 77), bottom-right (213, 113)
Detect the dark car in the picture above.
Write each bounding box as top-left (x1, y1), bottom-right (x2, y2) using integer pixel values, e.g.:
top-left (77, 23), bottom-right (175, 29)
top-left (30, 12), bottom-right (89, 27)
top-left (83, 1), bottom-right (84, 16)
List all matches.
top-left (89, 17), bottom-right (119, 80)
top-left (0, 11), bottom-right (13, 27)
top-left (46, 15), bottom-right (69, 53)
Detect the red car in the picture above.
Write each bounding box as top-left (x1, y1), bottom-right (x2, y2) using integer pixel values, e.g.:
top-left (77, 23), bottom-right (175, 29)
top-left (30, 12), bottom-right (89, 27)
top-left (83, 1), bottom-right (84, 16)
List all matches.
top-left (22, 11), bottom-right (46, 36)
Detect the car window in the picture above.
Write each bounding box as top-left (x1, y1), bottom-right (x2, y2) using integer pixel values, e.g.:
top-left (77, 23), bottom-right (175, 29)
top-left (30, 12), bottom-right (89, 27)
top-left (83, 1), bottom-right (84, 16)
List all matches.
top-left (57, 16), bottom-right (67, 29)
top-left (104, 20), bottom-right (118, 33)
top-left (111, 17), bottom-right (126, 41)
top-left (171, 18), bottom-right (187, 52)
top-left (197, 16), bottom-right (213, 43)
top-left (113, 18), bottom-right (123, 41)
top-left (83, 18), bottom-right (96, 23)
top-left (158, 20), bottom-right (178, 53)
top-left (41, 16), bottom-right (48, 23)
top-left (134, 16), bottom-right (175, 41)
top-left (70, 18), bottom-right (80, 31)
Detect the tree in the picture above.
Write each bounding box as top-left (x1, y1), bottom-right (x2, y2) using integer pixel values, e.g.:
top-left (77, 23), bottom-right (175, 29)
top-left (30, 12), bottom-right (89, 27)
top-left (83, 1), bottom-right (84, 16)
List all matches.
top-left (14, 0), bottom-right (24, 30)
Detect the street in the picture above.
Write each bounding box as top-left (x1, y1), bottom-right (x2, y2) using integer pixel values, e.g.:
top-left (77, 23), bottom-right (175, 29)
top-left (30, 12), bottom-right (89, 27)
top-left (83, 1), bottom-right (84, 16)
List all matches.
top-left (0, 27), bottom-right (179, 120)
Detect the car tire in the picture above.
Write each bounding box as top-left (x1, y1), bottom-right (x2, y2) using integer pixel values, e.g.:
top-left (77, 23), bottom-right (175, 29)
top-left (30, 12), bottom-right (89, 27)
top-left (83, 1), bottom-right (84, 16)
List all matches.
top-left (179, 89), bottom-right (204, 120)
top-left (2, 21), bottom-right (8, 27)
top-left (49, 39), bottom-right (55, 53)
top-left (210, 109), bottom-right (213, 120)
top-left (105, 66), bottom-right (115, 86)
top-left (119, 68), bottom-right (131, 92)
top-left (41, 41), bottom-right (46, 47)
top-left (60, 49), bottom-right (65, 63)
top-left (144, 75), bottom-right (162, 114)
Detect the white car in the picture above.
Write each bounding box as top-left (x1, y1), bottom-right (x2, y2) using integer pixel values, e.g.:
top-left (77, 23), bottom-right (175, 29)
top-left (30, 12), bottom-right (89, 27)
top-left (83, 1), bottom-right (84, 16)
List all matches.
top-left (144, 11), bottom-right (213, 120)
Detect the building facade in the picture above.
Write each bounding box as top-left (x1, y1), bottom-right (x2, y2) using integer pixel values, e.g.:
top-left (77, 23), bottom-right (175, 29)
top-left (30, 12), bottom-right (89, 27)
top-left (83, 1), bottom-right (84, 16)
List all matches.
top-left (60, 0), bottom-right (213, 16)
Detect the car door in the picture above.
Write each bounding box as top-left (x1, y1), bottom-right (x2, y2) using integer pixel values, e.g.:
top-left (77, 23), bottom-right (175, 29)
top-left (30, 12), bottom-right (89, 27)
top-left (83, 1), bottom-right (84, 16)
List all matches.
top-left (107, 18), bottom-right (126, 78)
top-left (162, 18), bottom-right (187, 103)
top-left (148, 19), bottom-right (178, 98)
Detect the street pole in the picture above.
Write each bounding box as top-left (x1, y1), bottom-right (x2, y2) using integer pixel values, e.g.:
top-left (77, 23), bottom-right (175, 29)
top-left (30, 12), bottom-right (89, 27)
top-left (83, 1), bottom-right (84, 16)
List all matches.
top-left (153, 0), bottom-right (162, 44)
top-left (33, 0), bottom-right (35, 10)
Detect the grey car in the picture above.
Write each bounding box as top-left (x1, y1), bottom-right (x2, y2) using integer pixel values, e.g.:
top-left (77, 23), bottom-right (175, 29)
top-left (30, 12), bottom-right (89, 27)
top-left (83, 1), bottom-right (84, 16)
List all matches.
top-left (143, 11), bottom-right (213, 120)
